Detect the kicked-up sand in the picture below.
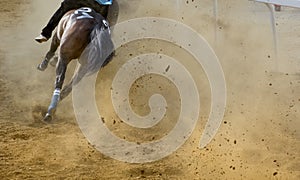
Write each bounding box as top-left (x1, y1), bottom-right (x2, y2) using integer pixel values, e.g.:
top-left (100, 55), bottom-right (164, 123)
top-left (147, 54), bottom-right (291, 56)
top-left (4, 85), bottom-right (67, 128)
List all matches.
top-left (0, 0), bottom-right (299, 179)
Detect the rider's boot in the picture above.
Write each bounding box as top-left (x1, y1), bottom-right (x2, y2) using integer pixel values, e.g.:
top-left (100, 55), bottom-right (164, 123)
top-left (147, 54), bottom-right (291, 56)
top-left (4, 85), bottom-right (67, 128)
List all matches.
top-left (35, 34), bottom-right (48, 43)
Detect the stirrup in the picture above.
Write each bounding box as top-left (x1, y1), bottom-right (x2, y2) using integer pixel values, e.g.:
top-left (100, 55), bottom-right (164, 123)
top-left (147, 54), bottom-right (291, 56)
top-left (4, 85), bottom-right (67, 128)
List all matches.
top-left (35, 34), bottom-right (48, 43)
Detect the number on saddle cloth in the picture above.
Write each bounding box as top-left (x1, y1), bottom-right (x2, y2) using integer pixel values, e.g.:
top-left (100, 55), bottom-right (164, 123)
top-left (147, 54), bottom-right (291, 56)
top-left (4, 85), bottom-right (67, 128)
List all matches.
top-left (75, 7), bottom-right (94, 20)
top-left (74, 7), bottom-right (110, 31)
top-left (95, 0), bottom-right (113, 5)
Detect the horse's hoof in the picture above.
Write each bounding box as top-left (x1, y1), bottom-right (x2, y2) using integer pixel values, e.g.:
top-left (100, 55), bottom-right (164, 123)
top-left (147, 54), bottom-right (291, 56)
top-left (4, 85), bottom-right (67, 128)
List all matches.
top-left (42, 113), bottom-right (52, 123)
top-left (37, 63), bottom-right (47, 71)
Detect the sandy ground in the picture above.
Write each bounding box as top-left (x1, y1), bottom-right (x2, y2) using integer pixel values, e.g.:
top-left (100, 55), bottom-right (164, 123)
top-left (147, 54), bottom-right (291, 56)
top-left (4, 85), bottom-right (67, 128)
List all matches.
top-left (0, 0), bottom-right (299, 179)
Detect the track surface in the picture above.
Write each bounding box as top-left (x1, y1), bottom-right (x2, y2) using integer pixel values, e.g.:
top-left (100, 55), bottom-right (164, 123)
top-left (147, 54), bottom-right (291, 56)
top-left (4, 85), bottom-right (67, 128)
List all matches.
top-left (0, 0), bottom-right (299, 179)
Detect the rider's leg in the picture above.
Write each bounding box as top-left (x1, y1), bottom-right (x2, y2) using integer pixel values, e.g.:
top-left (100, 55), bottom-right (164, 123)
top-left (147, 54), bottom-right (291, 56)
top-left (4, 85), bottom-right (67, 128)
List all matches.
top-left (36, 0), bottom-right (82, 43)
top-left (36, 0), bottom-right (112, 43)
top-left (39, 6), bottom-right (64, 40)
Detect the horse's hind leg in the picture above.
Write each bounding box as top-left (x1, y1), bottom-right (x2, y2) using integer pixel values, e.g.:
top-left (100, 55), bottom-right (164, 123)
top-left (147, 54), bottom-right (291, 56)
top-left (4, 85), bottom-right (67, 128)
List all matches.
top-left (38, 34), bottom-right (60, 71)
top-left (43, 57), bottom-right (68, 122)
top-left (60, 64), bottom-right (87, 100)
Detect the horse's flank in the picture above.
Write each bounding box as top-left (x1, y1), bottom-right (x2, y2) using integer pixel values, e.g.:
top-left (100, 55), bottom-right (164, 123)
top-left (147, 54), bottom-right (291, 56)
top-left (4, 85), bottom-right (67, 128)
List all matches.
top-left (56, 11), bottom-right (74, 41)
top-left (57, 10), bottom-right (98, 61)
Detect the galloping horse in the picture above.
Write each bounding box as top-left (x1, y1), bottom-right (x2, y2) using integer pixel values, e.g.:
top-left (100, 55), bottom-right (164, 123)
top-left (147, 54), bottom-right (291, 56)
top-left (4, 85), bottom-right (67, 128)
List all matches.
top-left (37, 7), bottom-right (114, 121)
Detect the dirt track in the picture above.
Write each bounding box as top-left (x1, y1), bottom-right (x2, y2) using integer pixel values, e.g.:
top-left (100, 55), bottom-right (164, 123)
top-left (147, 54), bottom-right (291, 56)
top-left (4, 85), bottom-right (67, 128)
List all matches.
top-left (0, 0), bottom-right (299, 179)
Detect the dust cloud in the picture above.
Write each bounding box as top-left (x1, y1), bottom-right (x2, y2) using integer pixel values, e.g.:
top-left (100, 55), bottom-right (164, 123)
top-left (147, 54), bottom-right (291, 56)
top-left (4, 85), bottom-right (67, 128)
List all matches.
top-left (0, 0), bottom-right (299, 179)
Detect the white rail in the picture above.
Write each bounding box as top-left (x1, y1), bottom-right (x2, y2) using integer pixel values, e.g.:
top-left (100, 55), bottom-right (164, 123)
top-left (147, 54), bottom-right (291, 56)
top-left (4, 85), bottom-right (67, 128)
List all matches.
top-left (255, 0), bottom-right (300, 8)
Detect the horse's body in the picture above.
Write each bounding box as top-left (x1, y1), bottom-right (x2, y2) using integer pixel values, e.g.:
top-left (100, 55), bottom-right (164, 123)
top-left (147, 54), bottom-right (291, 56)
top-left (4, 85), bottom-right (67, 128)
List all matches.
top-left (38, 7), bottom-right (114, 121)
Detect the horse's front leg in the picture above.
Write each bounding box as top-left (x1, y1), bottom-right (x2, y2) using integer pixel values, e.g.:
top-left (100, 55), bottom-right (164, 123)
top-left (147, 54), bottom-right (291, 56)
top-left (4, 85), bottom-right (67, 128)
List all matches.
top-left (43, 59), bottom-right (67, 122)
top-left (38, 34), bottom-right (60, 71)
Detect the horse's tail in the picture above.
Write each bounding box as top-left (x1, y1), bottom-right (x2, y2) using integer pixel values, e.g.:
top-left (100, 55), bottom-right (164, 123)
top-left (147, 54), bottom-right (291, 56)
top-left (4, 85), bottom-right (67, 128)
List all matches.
top-left (78, 22), bottom-right (114, 77)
